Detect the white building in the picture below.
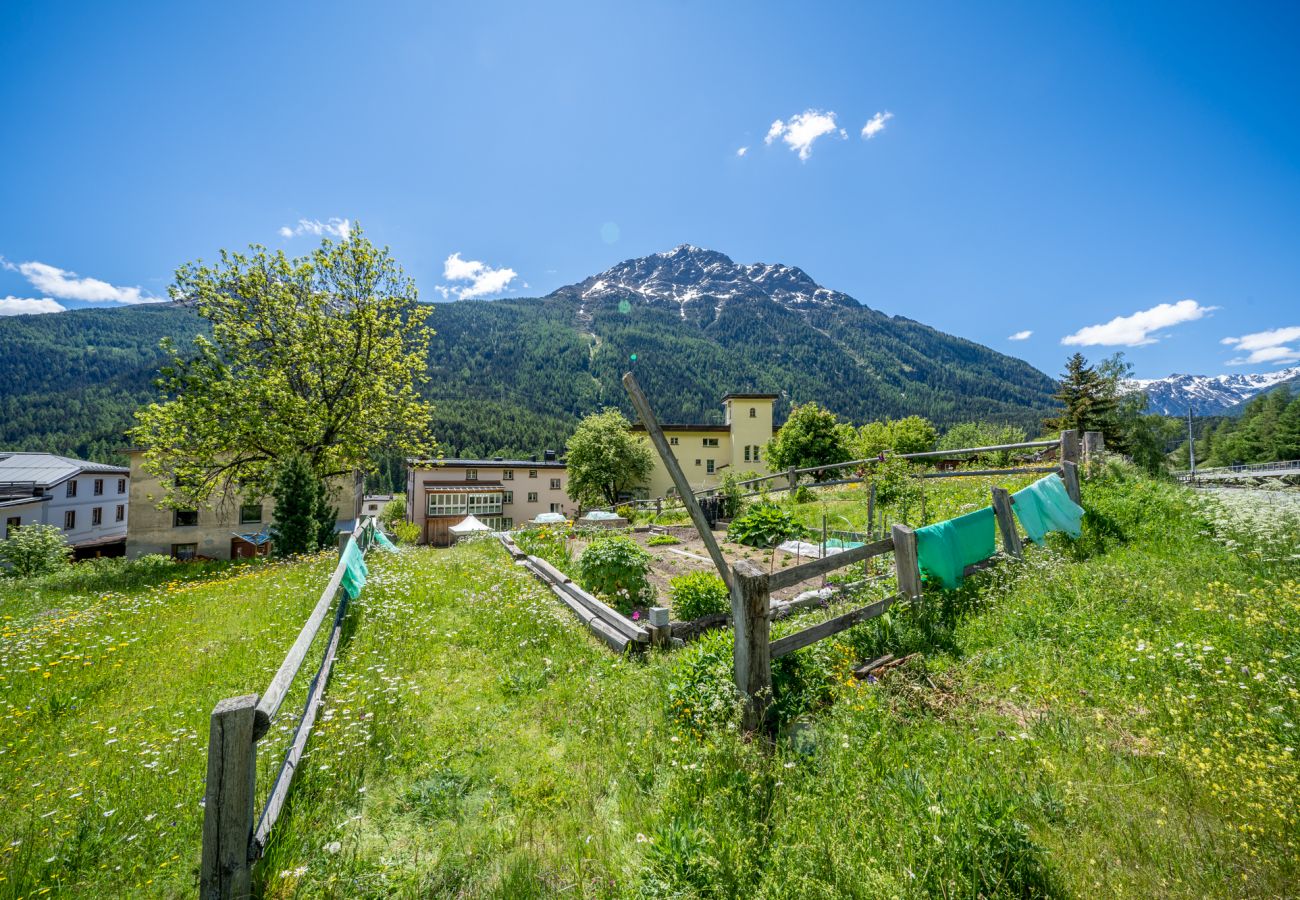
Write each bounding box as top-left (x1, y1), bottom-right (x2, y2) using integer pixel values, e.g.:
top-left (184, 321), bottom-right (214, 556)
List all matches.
top-left (361, 494), bottom-right (394, 518)
top-left (0, 452), bottom-right (130, 558)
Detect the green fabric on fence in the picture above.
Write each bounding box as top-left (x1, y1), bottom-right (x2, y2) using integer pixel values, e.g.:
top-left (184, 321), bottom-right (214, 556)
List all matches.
top-left (1011, 474), bottom-right (1084, 545)
top-left (915, 506), bottom-right (996, 590)
top-left (372, 529), bottom-right (398, 552)
top-left (340, 538), bottom-right (369, 599)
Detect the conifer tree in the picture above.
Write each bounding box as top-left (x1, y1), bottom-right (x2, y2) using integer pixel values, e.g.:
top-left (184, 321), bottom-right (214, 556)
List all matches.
top-left (272, 454), bottom-right (327, 556)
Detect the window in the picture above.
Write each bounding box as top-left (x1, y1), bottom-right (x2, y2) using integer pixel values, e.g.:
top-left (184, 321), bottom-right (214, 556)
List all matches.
top-left (502, 517), bottom-right (513, 530)
top-left (66, 480), bottom-right (77, 498)
top-left (115, 504), bottom-right (125, 522)
top-left (695, 459), bottom-right (701, 467)
top-left (706, 459), bottom-right (715, 474)
top-left (64, 510), bottom-right (76, 530)
top-left (174, 509), bottom-right (198, 527)
top-left (5, 516), bottom-right (20, 538)
top-left (744, 445), bottom-right (751, 462)
top-left (92, 507), bottom-right (103, 526)
top-left (94, 478), bottom-right (104, 496)
top-left (466, 469), bottom-right (478, 481)
top-left (550, 503), bottom-right (561, 513)
top-left (240, 503), bottom-right (262, 524)
top-left (669, 437), bottom-right (678, 446)
top-left (503, 490), bottom-right (513, 504)
top-left (427, 492), bottom-right (468, 517)
top-left (503, 469), bottom-right (514, 481)
top-left (118, 478), bottom-right (127, 494)
top-left (468, 493), bottom-right (502, 516)
top-left (702, 437), bottom-right (719, 448)
top-left (528, 469), bottom-right (538, 478)
top-left (171, 543), bottom-right (198, 561)
top-left (527, 491), bottom-right (538, 503)
top-left (549, 478), bottom-right (561, 490)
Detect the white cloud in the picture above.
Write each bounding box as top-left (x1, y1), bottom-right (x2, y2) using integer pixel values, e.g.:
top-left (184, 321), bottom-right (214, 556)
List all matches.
top-left (861, 111), bottom-right (894, 139)
top-left (736, 146), bottom-right (748, 157)
top-left (1008, 330), bottom-right (1032, 341)
top-left (1221, 325), bottom-right (1300, 366)
top-left (764, 110), bottom-right (847, 161)
top-left (13, 261), bottom-right (153, 304)
top-left (437, 252), bottom-right (517, 300)
top-left (0, 296), bottom-right (65, 315)
top-left (1061, 299), bottom-right (1216, 347)
top-left (278, 217), bottom-right (351, 239)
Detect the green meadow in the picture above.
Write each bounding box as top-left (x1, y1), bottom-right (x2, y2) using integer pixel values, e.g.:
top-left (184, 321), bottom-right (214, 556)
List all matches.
top-left (2, 465), bottom-right (1297, 897)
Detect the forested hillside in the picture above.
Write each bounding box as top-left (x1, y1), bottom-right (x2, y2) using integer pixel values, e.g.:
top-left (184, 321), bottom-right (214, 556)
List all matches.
top-left (1193, 386), bottom-right (1300, 465)
top-left (0, 248), bottom-right (1061, 468)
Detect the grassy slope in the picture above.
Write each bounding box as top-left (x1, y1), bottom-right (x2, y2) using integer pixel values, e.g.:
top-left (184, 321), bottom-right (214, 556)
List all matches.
top-left (2, 470), bottom-right (1297, 897)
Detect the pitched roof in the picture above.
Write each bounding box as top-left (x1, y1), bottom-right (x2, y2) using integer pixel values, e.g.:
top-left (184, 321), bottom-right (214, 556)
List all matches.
top-left (0, 452), bottom-right (129, 488)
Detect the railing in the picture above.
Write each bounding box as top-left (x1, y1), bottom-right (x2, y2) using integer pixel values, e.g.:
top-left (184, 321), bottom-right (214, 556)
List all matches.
top-left (1174, 459), bottom-right (1300, 480)
top-left (200, 517), bottom-right (378, 899)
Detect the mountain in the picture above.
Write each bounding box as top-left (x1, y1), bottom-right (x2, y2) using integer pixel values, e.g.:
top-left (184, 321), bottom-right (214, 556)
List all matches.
top-left (0, 245), bottom-right (1060, 471)
top-left (1130, 367), bottom-right (1300, 416)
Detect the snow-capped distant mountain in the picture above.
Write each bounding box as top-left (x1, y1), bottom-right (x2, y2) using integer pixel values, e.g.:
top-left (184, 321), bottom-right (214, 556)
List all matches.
top-left (1129, 367), bottom-right (1300, 416)
top-left (550, 244), bottom-right (860, 320)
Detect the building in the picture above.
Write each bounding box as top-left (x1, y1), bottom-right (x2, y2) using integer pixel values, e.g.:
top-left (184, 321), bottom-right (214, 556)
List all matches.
top-left (125, 449), bottom-right (363, 560)
top-left (0, 452), bottom-right (130, 558)
top-left (633, 393), bottom-right (780, 497)
top-left (361, 494), bottom-right (394, 518)
top-left (405, 453), bottom-right (569, 546)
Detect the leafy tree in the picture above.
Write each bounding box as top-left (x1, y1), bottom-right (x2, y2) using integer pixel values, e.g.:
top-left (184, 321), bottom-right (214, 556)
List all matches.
top-left (937, 422), bottom-right (1028, 466)
top-left (0, 524), bottom-right (72, 577)
top-left (765, 401), bottom-right (853, 475)
top-left (856, 416), bottom-right (937, 458)
top-left (1202, 386), bottom-right (1300, 466)
top-left (271, 454), bottom-right (335, 556)
top-left (564, 408), bottom-right (655, 507)
top-left (129, 227), bottom-right (434, 508)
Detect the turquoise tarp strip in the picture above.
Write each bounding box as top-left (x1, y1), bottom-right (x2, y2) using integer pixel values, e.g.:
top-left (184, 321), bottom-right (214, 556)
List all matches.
top-left (1011, 474), bottom-right (1084, 545)
top-left (339, 537), bottom-right (369, 600)
top-left (372, 529), bottom-right (398, 552)
top-left (915, 506), bottom-right (996, 590)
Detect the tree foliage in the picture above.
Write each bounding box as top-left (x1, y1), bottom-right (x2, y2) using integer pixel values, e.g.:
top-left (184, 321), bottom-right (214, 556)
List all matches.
top-left (270, 454), bottom-right (337, 556)
top-left (129, 227), bottom-right (434, 507)
top-left (564, 408), bottom-right (654, 507)
top-left (0, 524), bottom-right (72, 577)
top-left (1197, 386), bottom-right (1300, 466)
top-left (765, 402), bottom-right (853, 475)
top-left (1048, 352), bottom-right (1117, 437)
top-left (856, 415), bottom-right (937, 458)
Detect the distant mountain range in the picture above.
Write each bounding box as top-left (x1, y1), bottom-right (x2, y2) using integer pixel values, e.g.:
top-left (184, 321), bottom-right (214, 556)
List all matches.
top-left (0, 245), bottom-right (1060, 466)
top-left (1129, 367), bottom-right (1300, 416)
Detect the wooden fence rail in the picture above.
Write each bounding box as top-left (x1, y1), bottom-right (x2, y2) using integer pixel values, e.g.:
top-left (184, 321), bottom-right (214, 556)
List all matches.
top-left (200, 517), bottom-right (378, 899)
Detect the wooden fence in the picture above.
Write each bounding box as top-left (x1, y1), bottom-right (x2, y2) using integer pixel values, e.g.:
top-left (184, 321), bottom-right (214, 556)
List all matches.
top-left (200, 517), bottom-right (378, 899)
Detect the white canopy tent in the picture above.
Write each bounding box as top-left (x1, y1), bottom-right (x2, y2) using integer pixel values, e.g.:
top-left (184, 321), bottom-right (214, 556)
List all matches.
top-left (449, 515), bottom-right (493, 536)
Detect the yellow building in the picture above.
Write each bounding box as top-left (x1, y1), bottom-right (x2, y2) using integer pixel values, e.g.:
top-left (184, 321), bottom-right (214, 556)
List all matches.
top-left (633, 392), bottom-right (779, 497)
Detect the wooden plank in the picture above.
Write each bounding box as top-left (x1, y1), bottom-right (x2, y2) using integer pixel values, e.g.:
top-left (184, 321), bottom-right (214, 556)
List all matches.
top-left (770, 593), bottom-right (899, 659)
top-left (920, 466), bottom-right (1057, 479)
top-left (990, 487), bottom-right (1022, 560)
top-left (253, 597), bottom-right (348, 856)
top-left (1059, 429), bottom-right (1080, 465)
top-left (766, 537), bottom-right (894, 592)
top-left (891, 525), bottom-right (922, 606)
top-left (624, 372), bottom-right (734, 592)
top-left (588, 617), bottom-right (632, 653)
top-left (1061, 460), bottom-right (1081, 505)
top-left (554, 579), bottom-right (651, 643)
top-left (254, 519), bottom-right (364, 739)
top-left (528, 556), bottom-right (572, 586)
top-left (895, 439), bottom-right (1057, 462)
top-left (731, 558), bottom-right (772, 732)
top-left (200, 694), bottom-right (258, 900)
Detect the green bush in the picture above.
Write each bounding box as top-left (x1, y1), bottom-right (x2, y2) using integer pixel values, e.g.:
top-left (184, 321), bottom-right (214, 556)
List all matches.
top-left (615, 504), bottom-right (638, 524)
top-left (576, 534), bottom-right (654, 614)
top-left (727, 502), bottom-right (804, 549)
top-left (647, 533), bottom-right (680, 546)
top-left (669, 571), bottom-right (730, 621)
top-left (393, 520), bottom-right (421, 545)
top-left (514, 524), bottom-right (573, 572)
top-left (666, 629), bottom-right (741, 735)
top-left (866, 455), bottom-right (922, 506)
top-left (0, 523), bottom-right (72, 577)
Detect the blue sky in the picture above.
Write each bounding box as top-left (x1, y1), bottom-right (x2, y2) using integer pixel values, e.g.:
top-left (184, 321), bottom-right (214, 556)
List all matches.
top-left (1, 0), bottom-right (1298, 379)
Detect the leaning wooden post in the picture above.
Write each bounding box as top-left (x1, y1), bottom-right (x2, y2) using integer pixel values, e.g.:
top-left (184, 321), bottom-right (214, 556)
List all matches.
top-left (201, 694), bottom-right (258, 900)
top-left (990, 487), bottom-right (1022, 560)
top-left (731, 559), bottom-right (772, 732)
top-left (1059, 429), bottom-right (1080, 466)
top-left (891, 524), bottom-right (922, 610)
top-left (1061, 460), bottom-right (1081, 505)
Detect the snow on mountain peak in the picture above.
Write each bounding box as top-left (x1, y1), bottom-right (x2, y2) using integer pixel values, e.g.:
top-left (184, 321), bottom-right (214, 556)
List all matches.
top-left (1130, 366), bottom-right (1300, 415)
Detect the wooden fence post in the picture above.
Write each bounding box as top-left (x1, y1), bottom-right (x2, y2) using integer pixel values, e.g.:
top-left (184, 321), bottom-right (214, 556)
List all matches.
top-left (1059, 429), bottom-right (1079, 466)
top-left (731, 559), bottom-right (772, 733)
top-left (891, 524), bottom-right (922, 609)
top-left (866, 483), bottom-right (876, 538)
top-left (1082, 431), bottom-right (1104, 475)
top-left (787, 466), bottom-right (797, 492)
top-left (1061, 460), bottom-right (1081, 505)
top-left (990, 487), bottom-right (1022, 559)
top-left (201, 694), bottom-right (258, 900)
top-left (648, 606), bottom-right (671, 648)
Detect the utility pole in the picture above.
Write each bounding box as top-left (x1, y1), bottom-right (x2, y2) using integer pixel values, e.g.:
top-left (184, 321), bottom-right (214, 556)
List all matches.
top-left (1187, 404), bottom-right (1196, 476)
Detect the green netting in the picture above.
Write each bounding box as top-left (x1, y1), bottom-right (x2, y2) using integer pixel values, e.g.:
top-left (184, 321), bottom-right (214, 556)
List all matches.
top-left (1011, 474), bottom-right (1084, 545)
top-left (372, 529), bottom-right (398, 552)
top-left (915, 506), bottom-right (996, 590)
top-left (340, 537), bottom-right (369, 599)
